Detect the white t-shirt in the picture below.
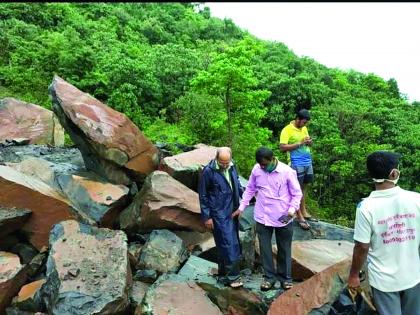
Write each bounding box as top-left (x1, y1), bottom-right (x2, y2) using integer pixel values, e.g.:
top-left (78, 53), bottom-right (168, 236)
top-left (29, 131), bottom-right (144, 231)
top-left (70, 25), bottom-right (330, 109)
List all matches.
top-left (354, 186), bottom-right (420, 292)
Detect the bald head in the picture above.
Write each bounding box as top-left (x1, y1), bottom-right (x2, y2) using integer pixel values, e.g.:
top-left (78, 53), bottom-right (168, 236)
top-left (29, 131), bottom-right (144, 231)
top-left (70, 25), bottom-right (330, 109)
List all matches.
top-left (216, 147), bottom-right (232, 170)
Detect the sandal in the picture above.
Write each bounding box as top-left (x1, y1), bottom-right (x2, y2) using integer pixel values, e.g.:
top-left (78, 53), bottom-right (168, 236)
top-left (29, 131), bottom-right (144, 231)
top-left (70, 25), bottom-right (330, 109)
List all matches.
top-left (298, 219), bottom-right (311, 230)
top-left (260, 279), bottom-right (275, 291)
top-left (228, 278), bottom-right (243, 288)
top-left (282, 281), bottom-right (293, 290)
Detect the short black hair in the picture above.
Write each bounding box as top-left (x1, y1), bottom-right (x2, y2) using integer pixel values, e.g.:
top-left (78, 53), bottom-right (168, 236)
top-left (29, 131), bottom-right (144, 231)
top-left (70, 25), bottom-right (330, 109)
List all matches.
top-left (366, 151), bottom-right (400, 179)
top-left (256, 147), bottom-right (273, 163)
top-left (296, 109), bottom-right (311, 120)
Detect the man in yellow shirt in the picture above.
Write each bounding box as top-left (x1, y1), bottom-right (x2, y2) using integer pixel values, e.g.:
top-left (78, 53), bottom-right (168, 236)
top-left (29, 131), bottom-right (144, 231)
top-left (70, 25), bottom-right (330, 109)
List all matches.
top-left (279, 109), bottom-right (316, 230)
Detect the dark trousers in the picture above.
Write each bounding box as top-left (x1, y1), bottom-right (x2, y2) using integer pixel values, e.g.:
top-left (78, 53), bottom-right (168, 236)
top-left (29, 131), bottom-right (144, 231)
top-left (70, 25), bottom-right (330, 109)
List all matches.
top-left (217, 256), bottom-right (240, 282)
top-left (256, 221), bottom-right (293, 283)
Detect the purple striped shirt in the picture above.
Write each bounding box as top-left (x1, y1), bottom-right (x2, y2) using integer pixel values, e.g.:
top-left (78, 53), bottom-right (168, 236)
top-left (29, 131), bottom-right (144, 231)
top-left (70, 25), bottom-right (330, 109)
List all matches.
top-left (239, 161), bottom-right (303, 227)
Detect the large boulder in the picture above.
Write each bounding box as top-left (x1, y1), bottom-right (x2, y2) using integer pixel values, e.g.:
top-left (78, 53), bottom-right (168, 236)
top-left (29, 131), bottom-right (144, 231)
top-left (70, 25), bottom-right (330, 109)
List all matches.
top-left (178, 255), bottom-right (269, 315)
top-left (0, 207), bottom-right (32, 238)
top-left (139, 273), bottom-right (222, 315)
top-left (119, 171), bottom-right (206, 234)
top-left (292, 220), bottom-right (354, 242)
top-left (0, 166), bottom-right (80, 250)
top-left (268, 258), bottom-right (353, 315)
top-left (49, 75), bottom-right (159, 185)
top-left (0, 252), bottom-right (28, 314)
top-left (137, 229), bottom-right (188, 274)
top-left (291, 239), bottom-right (354, 280)
top-left (159, 144), bottom-right (217, 191)
top-left (0, 98), bottom-right (64, 146)
top-left (42, 220), bottom-right (132, 315)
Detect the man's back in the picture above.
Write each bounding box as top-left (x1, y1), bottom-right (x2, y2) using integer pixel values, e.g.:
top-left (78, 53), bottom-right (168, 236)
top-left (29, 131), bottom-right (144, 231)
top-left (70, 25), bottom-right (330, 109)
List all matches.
top-left (354, 186), bottom-right (420, 292)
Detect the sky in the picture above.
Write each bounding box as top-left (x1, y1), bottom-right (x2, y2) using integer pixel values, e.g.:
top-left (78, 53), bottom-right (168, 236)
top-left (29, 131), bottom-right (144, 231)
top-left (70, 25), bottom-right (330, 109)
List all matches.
top-left (203, 2), bottom-right (420, 102)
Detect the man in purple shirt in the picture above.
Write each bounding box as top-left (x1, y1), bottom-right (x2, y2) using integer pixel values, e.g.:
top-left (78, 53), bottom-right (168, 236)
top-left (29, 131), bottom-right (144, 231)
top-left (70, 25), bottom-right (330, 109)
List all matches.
top-left (232, 147), bottom-right (302, 291)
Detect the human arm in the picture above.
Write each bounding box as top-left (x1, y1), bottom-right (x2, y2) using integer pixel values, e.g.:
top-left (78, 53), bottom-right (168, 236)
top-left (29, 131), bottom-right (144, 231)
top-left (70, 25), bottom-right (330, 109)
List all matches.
top-left (348, 205), bottom-right (371, 290)
top-left (348, 241), bottom-right (369, 290)
top-left (287, 170), bottom-right (303, 216)
top-left (232, 167), bottom-right (257, 218)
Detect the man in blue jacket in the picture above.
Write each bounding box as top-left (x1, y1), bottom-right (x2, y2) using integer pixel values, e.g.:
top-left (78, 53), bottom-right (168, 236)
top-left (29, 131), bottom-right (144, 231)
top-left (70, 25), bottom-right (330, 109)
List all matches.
top-left (198, 147), bottom-right (244, 288)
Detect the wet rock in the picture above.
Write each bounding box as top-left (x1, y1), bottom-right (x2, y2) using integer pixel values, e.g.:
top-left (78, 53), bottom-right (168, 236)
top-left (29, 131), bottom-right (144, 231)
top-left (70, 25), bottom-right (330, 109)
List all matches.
top-left (49, 75), bottom-right (159, 185)
top-left (268, 258), bottom-right (353, 315)
top-left (26, 247), bottom-right (48, 279)
top-left (137, 229), bottom-right (188, 274)
top-left (292, 220), bottom-right (354, 242)
top-left (0, 252), bottom-right (28, 314)
top-left (133, 270), bottom-right (158, 284)
top-left (0, 207), bottom-right (32, 238)
top-left (238, 205), bottom-right (256, 270)
top-left (139, 273), bottom-right (222, 315)
top-left (42, 220), bottom-right (131, 315)
top-left (119, 171), bottom-right (206, 234)
top-left (128, 242), bottom-right (143, 271)
top-left (56, 173), bottom-right (130, 227)
top-left (130, 281), bottom-right (150, 313)
top-left (10, 243), bottom-right (38, 265)
top-left (291, 240), bottom-right (354, 280)
top-left (0, 98), bottom-right (64, 146)
top-left (159, 144), bottom-right (217, 191)
top-left (178, 255), bottom-right (268, 315)
top-left (0, 166), bottom-right (79, 250)
top-left (11, 279), bottom-right (45, 312)
top-left (173, 230), bottom-right (215, 252)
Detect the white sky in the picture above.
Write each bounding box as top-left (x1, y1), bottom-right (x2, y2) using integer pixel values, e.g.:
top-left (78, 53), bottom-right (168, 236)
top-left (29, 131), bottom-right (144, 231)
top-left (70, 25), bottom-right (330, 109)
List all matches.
top-left (204, 2), bottom-right (420, 102)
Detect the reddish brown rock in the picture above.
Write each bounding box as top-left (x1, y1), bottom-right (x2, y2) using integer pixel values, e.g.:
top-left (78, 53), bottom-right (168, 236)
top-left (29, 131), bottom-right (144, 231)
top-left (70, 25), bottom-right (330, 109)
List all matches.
top-left (43, 220), bottom-right (132, 315)
top-left (0, 165), bottom-right (79, 250)
top-left (119, 171), bottom-right (206, 234)
top-left (268, 258), bottom-right (352, 315)
top-left (0, 98), bottom-right (64, 146)
top-left (11, 279), bottom-right (45, 312)
top-left (0, 252), bottom-right (28, 314)
top-left (291, 240), bottom-right (354, 280)
top-left (0, 207), bottom-right (32, 238)
top-left (49, 76), bottom-right (159, 185)
top-left (138, 274), bottom-right (222, 315)
top-left (159, 144), bottom-right (217, 191)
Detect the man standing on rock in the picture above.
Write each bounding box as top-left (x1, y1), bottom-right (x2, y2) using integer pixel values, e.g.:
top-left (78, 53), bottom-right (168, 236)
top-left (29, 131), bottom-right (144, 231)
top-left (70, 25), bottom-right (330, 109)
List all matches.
top-left (279, 108), bottom-right (317, 230)
top-left (232, 147), bottom-right (302, 291)
top-left (198, 147), bottom-right (244, 288)
top-left (348, 151), bottom-right (420, 315)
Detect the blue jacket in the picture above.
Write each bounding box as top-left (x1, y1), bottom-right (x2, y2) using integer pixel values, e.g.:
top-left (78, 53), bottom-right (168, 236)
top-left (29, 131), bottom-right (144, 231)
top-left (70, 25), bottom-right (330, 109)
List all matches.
top-left (198, 159), bottom-right (243, 263)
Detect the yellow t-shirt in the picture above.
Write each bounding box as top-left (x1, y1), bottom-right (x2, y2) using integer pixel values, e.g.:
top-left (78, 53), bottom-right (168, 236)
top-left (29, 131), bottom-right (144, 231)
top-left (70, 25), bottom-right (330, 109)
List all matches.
top-left (279, 121), bottom-right (312, 166)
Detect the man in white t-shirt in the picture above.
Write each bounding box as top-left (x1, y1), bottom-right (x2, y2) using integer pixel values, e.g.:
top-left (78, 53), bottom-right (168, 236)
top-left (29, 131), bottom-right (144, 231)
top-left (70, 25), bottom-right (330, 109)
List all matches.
top-left (348, 151), bottom-right (420, 315)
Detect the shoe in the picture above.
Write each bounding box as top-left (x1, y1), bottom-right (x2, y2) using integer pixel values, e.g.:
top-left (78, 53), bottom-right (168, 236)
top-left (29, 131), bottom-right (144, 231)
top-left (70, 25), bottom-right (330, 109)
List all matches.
top-left (281, 281), bottom-right (293, 290)
top-left (260, 279), bottom-right (275, 291)
top-left (228, 277), bottom-right (243, 288)
top-left (297, 219), bottom-right (311, 230)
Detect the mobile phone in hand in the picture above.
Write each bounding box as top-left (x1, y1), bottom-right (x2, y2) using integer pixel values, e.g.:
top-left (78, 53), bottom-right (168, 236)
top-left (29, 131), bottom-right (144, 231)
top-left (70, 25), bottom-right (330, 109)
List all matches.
top-left (278, 214), bottom-right (291, 224)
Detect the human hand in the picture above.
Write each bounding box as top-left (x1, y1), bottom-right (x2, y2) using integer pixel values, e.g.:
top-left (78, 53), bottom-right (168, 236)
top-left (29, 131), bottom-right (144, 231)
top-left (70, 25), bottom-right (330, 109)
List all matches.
top-left (231, 209), bottom-right (242, 219)
top-left (303, 136), bottom-right (313, 145)
top-left (348, 274), bottom-right (361, 292)
top-left (204, 218), bottom-right (214, 230)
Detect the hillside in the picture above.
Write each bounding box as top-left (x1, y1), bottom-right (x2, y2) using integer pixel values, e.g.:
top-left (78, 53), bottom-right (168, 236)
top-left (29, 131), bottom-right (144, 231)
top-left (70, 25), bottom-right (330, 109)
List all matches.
top-left (1, 2), bottom-right (419, 224)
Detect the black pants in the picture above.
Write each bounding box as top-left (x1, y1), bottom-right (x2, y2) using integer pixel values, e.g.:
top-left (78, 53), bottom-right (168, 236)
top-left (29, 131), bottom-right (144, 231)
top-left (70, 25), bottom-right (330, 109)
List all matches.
top-left (256, 221), bottom-right (293, 283)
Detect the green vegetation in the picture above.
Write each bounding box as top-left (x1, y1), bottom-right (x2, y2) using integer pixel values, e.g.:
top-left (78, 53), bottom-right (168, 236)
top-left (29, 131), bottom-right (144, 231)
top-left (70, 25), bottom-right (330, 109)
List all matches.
top-left (1, 3), bottom-right (418, 226)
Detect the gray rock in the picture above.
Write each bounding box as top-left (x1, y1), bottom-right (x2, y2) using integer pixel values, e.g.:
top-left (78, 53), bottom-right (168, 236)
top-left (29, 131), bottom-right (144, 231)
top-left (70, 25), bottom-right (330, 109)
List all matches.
top-left (137, 229), bottom-right (188, 274)
top-left (139, 273), bottom-right (222, 315)
top-left (42, 220), bottom-right (132, 315)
